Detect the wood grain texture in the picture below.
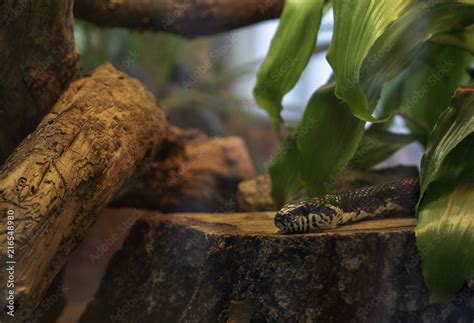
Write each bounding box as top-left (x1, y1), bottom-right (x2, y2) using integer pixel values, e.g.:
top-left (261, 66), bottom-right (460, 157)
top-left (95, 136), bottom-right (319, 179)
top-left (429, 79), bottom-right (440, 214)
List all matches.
top-left (0, 64), bottom-right (166, 321)
top-left (81, 210), bottom-right (474, 322)
top-left (74, 0), bottom-right (284, 37)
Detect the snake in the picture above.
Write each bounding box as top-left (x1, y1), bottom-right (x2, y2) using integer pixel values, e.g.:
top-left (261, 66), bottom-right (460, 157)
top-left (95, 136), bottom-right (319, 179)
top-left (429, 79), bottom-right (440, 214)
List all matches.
top-left (274, 177), bottom-right (420, 233)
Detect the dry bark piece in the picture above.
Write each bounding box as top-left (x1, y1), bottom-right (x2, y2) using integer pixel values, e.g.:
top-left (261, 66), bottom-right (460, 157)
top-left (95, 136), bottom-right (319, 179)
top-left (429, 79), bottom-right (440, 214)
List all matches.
top-left (0, 64), bottom-right (166, 321)
top-left (74, 0), bottom-right (284, 37)
top-left (0, 0), bottom-right (79, 163)
top-left (81, 211), bottom-right (474, 322)
top-left (237, 174), bottom-right (275, 211)
top-left (112, 130), bottom-right (256, 212)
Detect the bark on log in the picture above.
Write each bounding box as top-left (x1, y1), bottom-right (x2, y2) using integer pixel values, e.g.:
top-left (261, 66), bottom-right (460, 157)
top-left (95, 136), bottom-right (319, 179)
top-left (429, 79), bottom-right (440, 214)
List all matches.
top-left (25, 269), bottom-right (66, 323)
top-left (112, 128), bottom-right (256, 212)
top-left (74, 0), bottom-right (284, 37)
top-left (0, 64), bottom-right (166, 321)
top-left (0, 0), bottom-right (79, 163)
top-left (81, 211), bottom-right (474, 322)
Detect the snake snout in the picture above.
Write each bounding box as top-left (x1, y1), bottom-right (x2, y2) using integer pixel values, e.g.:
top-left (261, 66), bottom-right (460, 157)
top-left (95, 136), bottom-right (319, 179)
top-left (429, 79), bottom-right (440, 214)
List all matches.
top-left (274, 202), bottom-right (310, 233)
top-left (274, 212), bottom-right (288, 232)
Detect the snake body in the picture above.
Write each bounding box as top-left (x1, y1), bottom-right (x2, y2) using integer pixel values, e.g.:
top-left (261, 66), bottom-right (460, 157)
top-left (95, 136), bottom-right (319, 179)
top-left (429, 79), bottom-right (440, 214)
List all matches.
top-left (274, 177), bottom-right (420, 233)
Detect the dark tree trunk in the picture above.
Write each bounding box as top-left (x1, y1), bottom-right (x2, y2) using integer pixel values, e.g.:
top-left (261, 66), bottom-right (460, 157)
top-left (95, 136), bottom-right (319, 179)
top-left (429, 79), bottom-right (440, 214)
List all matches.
top-left (0, 0), bottom-right (79, 164)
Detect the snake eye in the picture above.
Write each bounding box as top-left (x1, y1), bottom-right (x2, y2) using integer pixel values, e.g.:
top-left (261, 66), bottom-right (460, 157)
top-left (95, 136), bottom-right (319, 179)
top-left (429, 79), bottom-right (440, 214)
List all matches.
top-left (314, 205), bottom-right (336, 216)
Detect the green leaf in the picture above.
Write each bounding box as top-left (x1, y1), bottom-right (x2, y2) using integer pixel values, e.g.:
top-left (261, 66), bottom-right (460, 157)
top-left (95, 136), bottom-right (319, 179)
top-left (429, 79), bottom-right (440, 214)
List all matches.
top-left (375, 43), bottom-right (472, 145)
top-left (372, 69), bottom-right (409, 130)
top-left (253, 0), bottom-right (324, 126)
top-left (399, 44), bottom-right (472, 141)
top-left (350, 125), bottom-right (417, 169)
top-left (362, 0), bottom-right (474, 104)
top-left (269, 135), bottom-right (302, 208)
top-left (297, 83), bottom-right (365, 196)
top-left (430, 26), bottom-right (474, 55)
top-left (416, 85), bottom-right (474, 302)
top-left (327, 0), bottom-right (412, 122)
top-left (328, 0), bottom-right (474, 123)
top-left (269, 83), bottom-right (366, 206)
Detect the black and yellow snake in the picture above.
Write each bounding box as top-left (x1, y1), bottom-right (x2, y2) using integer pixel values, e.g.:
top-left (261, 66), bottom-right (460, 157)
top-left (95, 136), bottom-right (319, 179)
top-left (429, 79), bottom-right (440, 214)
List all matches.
top-left (274, 177), bottom-right (420, 233)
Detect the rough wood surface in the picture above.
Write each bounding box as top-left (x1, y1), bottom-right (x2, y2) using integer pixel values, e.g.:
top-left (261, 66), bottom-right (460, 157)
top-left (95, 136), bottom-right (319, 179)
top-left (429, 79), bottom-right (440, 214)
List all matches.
top-left (0, 0), bottom-right (79, 163)
top-left (81, 211), bottom-right (474, 322)
top-left (0, 64), bottom-right (166, 321)
top-left (25, 269), bottom-right (66, 323)
top-left (74, 0), bottom-right (284, 37)
top-left (112, 128), bottom-right (256, 212)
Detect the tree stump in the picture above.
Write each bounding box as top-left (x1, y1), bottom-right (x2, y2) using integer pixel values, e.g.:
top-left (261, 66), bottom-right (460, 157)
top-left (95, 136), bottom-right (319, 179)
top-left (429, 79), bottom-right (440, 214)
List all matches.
top-left (81, 210), bottom-right (474, 322)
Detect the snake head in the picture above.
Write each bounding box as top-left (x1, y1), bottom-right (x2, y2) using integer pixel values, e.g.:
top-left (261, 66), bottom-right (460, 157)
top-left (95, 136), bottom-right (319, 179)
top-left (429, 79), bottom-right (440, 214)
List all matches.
top-left (274, 198), bottom-right (339, 233)
top-left (274, 199), bottom-right (312, 233)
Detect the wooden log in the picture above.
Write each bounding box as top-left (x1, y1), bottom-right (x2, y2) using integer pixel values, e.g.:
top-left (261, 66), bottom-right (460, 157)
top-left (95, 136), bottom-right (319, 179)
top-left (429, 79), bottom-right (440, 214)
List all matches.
top-left (0, 64), bottom-right (166, 321)
top-left (0, 0), bottom-right (79, 163)
top-left (25, 269), bottom-right (66, 323)
top-left (74, 0), bottom-right (284, 37)
top-left (81, 211), bottom-right (474, 322)
top-left (112, 128), bottom-right (256, 212)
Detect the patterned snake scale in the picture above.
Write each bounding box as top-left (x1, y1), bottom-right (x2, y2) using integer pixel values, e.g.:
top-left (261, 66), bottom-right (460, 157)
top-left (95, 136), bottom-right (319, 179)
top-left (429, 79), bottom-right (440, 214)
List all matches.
top-left (274, 177), bottom-right (420, 233)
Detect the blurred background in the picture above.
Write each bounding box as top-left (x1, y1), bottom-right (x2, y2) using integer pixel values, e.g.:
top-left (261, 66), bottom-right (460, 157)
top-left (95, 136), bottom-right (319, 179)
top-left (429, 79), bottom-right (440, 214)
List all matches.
top-left (74, 10), bottom-right (423, 176)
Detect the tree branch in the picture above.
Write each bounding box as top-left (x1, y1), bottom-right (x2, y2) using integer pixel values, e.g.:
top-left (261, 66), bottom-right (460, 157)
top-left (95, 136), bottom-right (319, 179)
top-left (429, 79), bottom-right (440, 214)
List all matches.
top-left (74, 0), bottom-right (284, 37)
top-left (0, 64), bottom-right (166, 321)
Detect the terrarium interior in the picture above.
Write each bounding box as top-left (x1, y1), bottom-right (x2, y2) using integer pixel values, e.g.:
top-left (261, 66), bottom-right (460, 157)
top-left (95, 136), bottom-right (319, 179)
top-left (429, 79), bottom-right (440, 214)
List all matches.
top-left (0, 1), bottom-right (473, 322)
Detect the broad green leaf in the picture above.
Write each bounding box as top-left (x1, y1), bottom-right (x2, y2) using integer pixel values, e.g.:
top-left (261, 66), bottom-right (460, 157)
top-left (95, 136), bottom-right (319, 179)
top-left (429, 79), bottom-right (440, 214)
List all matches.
top-left (269, 135), bottom-right (302, 208)
top-left (362, 0), bottom-right (474, 103)
top-left (372, 69), bottom-right (409, 130)
top-left (296, 83), bottom-right (365, 196)
top-left (430, 26), bottom-right (474, 55)
top-left (350, 125), bottom-right (417, 169)
top-left (269, 83), bottom-right (366, 206)
top-left (375, 43), bottom-right (472, 145)
top-left (253, 0), bottom-right (324, 126)
top-left (416, 85), bottom-right (474, 302)
top-left (327, 0), bottom-right (412, 122)
top-left (400, 44), bottom-right (471, 142)
top-left (328, 0), bottom-right (474, 124)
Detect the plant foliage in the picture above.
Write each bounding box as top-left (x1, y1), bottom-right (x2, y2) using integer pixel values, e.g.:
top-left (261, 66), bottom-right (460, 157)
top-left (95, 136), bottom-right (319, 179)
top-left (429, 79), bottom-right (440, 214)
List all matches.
top-left (253, 0), bottom-right (325, 127)
top-left (416, 87), bottom-right (474, 302)
top-left (254, 0), bottom-right (474, 300)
